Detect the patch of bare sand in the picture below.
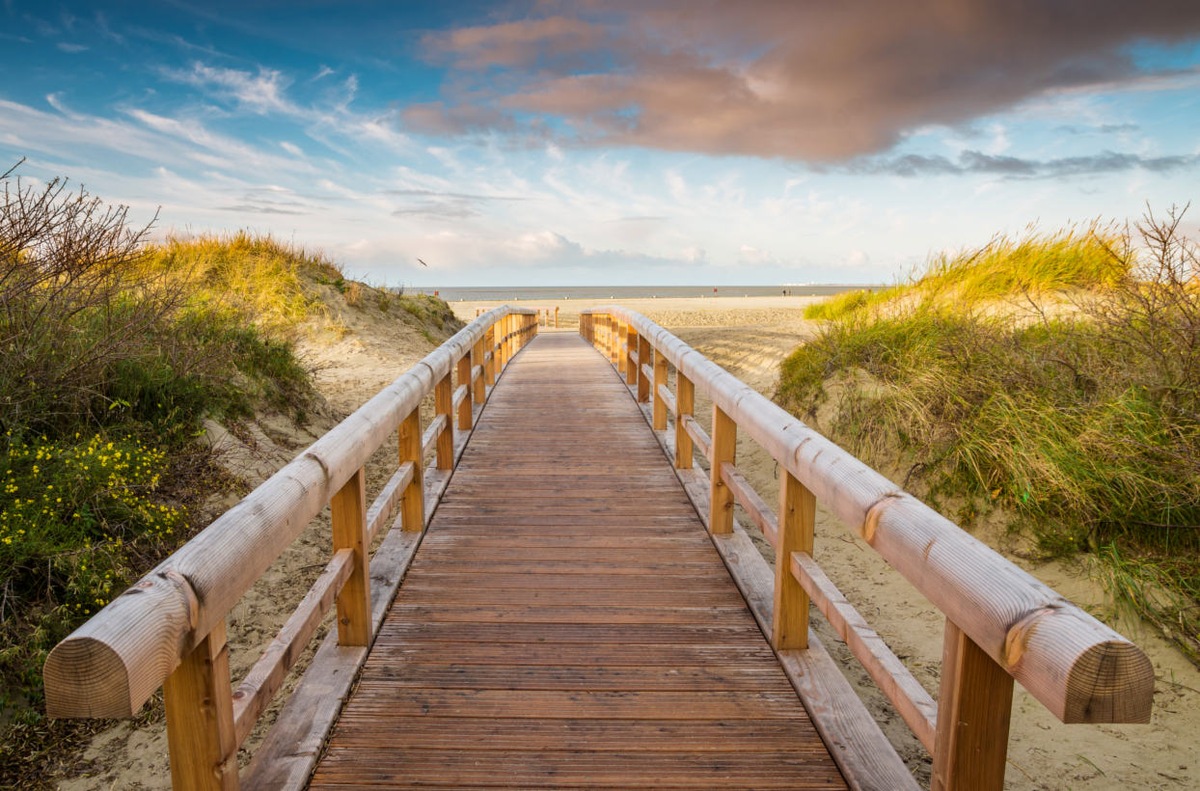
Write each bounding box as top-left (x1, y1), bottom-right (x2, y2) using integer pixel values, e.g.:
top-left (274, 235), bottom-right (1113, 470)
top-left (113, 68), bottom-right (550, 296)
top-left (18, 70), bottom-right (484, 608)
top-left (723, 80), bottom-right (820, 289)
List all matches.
top-left (56, 298), bottom-right (448, 790)
top-left (648, 298), bottom-right (1198, 791)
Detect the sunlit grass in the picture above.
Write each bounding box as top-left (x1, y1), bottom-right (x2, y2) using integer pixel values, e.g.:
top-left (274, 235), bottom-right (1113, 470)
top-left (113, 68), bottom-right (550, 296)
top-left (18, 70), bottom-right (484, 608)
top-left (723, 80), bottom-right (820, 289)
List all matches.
top-left (780, 214), bottom-right (1200, 662)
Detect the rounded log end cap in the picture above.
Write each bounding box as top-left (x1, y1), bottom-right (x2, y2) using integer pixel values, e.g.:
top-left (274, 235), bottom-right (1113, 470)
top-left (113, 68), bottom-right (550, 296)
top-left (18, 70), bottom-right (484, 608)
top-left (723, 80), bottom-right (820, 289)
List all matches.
top-left (44, 637), bottom-right (135, 718)
top-left (1063, 639), bottom-right (1156, 724)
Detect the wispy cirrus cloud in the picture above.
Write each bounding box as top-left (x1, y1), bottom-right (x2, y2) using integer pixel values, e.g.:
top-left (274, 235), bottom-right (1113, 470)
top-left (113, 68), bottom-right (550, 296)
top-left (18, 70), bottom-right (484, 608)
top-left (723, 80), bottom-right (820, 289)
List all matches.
top-left (409, 0), bottom-right (1200, 162)
top-left (161, 62), bottom-right (298, 115)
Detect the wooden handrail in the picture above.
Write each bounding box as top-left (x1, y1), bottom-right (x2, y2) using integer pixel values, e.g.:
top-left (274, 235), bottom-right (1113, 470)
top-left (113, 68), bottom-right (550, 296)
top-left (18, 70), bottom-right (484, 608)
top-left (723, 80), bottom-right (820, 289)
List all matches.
top-left (580, 308), bottom-right (1154, 791)
top-left (44, 306), bottom-right (538, 789)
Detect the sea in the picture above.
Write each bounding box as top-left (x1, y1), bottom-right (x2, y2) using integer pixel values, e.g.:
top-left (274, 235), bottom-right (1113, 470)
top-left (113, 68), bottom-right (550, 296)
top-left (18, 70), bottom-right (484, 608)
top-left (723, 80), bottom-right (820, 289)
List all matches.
top-left (413, 284), bottom-right (870, 301)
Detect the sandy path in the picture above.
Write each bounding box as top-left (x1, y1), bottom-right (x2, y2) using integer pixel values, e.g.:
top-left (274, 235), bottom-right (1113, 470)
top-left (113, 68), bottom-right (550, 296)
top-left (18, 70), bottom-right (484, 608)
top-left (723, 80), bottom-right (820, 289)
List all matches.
top-left (477, 296), bottom-right (1198, 791)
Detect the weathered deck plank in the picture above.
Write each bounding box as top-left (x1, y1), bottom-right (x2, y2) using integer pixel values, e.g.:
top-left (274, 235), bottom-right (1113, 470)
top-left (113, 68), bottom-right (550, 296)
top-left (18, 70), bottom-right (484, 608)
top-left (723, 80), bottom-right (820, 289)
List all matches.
top-left (306, 332), bottom-right (847, 790)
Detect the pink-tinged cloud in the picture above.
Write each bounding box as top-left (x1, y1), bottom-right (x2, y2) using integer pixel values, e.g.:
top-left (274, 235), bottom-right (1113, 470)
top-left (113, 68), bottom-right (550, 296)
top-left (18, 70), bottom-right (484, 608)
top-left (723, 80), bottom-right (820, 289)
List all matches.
top-left (408, 0), bottom-right (1200, 161)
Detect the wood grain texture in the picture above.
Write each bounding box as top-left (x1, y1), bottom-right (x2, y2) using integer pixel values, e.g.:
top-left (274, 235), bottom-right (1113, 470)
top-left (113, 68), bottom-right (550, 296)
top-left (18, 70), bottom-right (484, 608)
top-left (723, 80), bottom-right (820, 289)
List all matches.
top-left (773, 471), bottom-right (814, 650)
top-left (708, 405), bottom-right (737, 535)
top-left (44, 309), bottom-right (535, 719)
top-left (163, 622), bottom-right (238, 791)
top-left (331, 468), bottom-right (371, 647)
top-left (792, 550), bottom-right (937, 751)
top-left (308, 332), bottom-right (847, 791)
top-left (932, 619), bottom-right (1014, 791)
top-left (582, 307), bottom-right (1153, 726)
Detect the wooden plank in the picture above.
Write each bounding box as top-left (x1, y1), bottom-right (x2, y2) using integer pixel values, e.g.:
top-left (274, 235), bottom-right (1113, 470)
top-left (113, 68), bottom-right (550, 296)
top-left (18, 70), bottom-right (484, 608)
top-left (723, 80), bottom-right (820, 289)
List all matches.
top-left (163, 622), bottom-right (238, 791)
top-left (773, 470), bottom-right (814, 650)
top-left (650, 440), bottom-right (919, 791)
top-left (231, 548), bottom-right (354, 746)
top-left (307, 332), bottom-right (848, 790)
top-left (311, 750), bottom-right (845, 789)
top-left (675, 372), bottom-right (695, 469)
top-left (682, 413), bottom-right (710, 461)
top-left (932, 619), bottom-right (1014, 791)
top-left (330, 468), bottom-right (371, 647)
top-left (605, 307), bottom-right (1153, 727)
top-left (792, 550), bottom-right (938, 752)
top-left (708, 405), bottom-right (737, 534)
top-left (653, 348), bottom-right (669, 429)
top-left (721, 461), bottom-right (779, 547)
top-left (398, 408), bottom-right (424, 532)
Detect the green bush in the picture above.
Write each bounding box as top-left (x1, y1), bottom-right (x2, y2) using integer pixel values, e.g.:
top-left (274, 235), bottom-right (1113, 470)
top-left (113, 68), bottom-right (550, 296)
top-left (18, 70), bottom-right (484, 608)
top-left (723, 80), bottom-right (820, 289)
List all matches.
top-left (778, 211), bottom-right (1200, 662)
top-left (0, 166), bottom-right (320, 732)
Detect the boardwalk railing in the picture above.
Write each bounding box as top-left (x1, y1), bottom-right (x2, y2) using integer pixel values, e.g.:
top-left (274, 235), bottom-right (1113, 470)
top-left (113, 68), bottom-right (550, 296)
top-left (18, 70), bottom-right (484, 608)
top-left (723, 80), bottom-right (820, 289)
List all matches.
top-left (43, 308), bottom-right (538, 790)
top-left (580, 307), bottom-right (1154, 791)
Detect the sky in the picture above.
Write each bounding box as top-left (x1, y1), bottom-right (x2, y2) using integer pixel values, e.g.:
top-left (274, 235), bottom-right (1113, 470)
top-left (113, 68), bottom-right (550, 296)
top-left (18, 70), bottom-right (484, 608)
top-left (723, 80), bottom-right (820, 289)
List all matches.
top-left (2, 1), bottom-right (1199, 288)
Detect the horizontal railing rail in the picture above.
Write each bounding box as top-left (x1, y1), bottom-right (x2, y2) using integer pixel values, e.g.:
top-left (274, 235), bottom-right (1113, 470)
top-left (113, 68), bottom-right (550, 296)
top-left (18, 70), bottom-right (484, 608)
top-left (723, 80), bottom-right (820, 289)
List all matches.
top-left (44, 307), bottom-right (538, 791)
top-left (580, 307), bottom-right (1154, 791)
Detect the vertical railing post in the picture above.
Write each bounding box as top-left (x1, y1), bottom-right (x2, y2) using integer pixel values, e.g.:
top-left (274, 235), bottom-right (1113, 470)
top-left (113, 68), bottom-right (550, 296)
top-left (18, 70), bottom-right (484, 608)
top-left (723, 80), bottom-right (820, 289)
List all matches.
top-left (399, 408), bottom-right (424, 531)
top-left (626, 328), bottom-right (638, 386)
top-left (331, 468), bottom-right (371, 645)
top-left (615, 320), bottom-right (627, 372)
top-left (932, 620), bottom-right (1015, 791)
top-left (496, 316), bottom-right (506, 373)
top-left (637, 334), bottom-right (651, 402)
top-left (709, 405), bottom-right (736, 534)
top-left (554, 306), bottom-right (560, 328)
top-left (610, 318), bottom-right (621, 367)
top-left (675, 372), bottom-right (695, 469)
top-left (163, 623), bottom-right (239, 790)
top-left (484, 323), bottom-right (496, 387)
top-left (773, 471), bottom-right (815, 649)
top-left (435, 372), bottom-right (454, 469)
top-left (652, 349), bottom-right (669, 430)
top-left (458, 349), bottom-right (474, 430)
top-left (471, 337), bottom-right (486, 405)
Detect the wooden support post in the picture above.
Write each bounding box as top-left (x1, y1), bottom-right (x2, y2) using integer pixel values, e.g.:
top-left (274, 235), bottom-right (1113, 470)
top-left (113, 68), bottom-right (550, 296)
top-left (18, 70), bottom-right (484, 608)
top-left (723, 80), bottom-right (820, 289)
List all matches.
top-left (773, 471), bottom-right (815, 649)
top-left (495, 317), bottom-right (506, 371)
top-left (609, 318), bottom-right (619, 366)
top-left (471, 339), bottom-right (485, 404)
top-left (932, 619), bottom-right (1015, 791)
top-left (615, 320), bottom-right (626, 371)
top-left (554, 306), bottom-right (560, 328)
top-left (435, 372), bottom-right (454, 469)
top-left (626, 329), bottom-right (639, 386)
top-left (484, 325), bottom-right (496, 387)
top-left (164, 622), bottom-right (238, 791)
top-left (652, 350), bottom-right (669, 430)
top-left (709, 405), bottom-right (736, 534)
top-left (675, 372), bottom-right (695, 469)
top-left (398, 408), bottom-right (424, 532)
top-left (331, 468), bottom-right (371, 646)
top-left (637, 335), bottom-right (652, 402)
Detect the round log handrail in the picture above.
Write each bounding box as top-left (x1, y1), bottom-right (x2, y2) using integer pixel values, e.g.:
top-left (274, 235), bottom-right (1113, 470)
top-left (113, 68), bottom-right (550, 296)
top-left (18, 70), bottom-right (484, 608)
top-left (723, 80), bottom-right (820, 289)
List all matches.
top-left (44, 307), bottom-right (536, 719)
top-left (583, 306), bottom-right (1153, 725)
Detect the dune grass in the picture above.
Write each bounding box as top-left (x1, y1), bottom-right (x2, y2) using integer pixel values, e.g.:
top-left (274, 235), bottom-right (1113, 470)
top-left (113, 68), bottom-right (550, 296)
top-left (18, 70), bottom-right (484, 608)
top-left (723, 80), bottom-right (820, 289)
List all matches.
top-left (780, 212), bottom-right (1200, 661)
top-left (0, 175), bottom-right (328, 739)
top-left (804, 223), bottom-right (1126, 321)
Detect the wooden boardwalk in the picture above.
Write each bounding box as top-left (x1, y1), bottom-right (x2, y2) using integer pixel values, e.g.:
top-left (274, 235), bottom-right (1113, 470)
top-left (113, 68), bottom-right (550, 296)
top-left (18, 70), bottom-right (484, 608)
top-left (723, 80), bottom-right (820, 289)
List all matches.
top-left (307, 332), bottom-right (847, 790)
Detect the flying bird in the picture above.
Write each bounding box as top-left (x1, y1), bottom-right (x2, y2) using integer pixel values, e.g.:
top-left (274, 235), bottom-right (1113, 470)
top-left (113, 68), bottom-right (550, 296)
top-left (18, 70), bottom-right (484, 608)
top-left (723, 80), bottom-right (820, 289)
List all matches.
top-left (417, 258), bottom-right (428, 267)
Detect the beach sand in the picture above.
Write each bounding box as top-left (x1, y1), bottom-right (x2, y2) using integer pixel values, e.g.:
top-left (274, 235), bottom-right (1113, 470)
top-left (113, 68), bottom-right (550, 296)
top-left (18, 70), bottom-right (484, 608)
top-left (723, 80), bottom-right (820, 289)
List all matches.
top-left (53, 295), bottom-right (1198, 789)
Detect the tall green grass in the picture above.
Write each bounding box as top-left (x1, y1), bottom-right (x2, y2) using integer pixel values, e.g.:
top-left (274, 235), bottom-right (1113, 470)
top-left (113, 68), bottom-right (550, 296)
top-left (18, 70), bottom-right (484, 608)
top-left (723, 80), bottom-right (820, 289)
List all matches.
top-left (780, 215), bottom-right (1200, 662)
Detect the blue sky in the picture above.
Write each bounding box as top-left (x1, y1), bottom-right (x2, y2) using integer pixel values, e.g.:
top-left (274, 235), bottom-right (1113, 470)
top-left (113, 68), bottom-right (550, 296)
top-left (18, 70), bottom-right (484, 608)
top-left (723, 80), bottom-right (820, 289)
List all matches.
top-left (2, 1), bottom-right (1199, 287)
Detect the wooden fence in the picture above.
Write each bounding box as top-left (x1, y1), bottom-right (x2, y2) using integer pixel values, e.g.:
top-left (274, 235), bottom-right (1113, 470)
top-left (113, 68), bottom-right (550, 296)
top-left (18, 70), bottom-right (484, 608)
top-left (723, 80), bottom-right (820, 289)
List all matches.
top-left (43, 307), bottom-right (538, 790)
top-left (579, 308), bottom-right (1154, 791)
